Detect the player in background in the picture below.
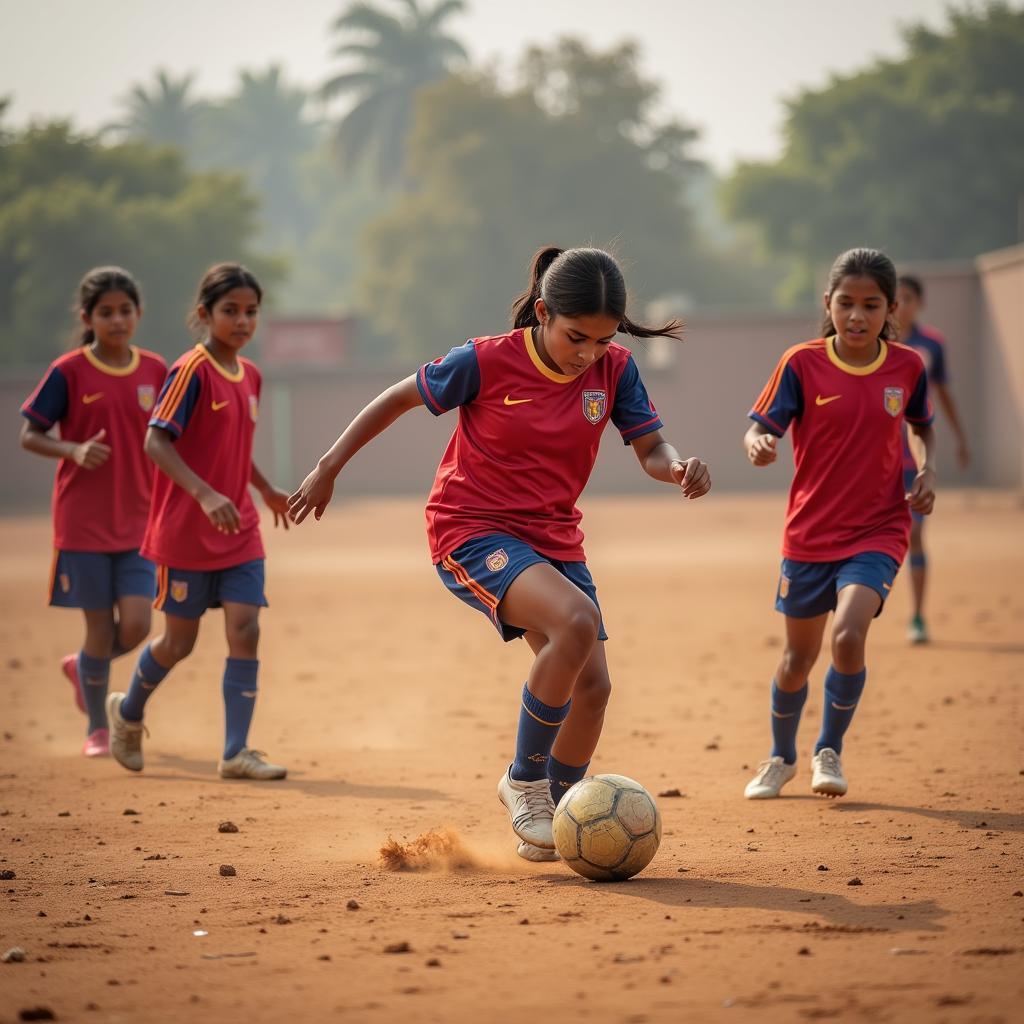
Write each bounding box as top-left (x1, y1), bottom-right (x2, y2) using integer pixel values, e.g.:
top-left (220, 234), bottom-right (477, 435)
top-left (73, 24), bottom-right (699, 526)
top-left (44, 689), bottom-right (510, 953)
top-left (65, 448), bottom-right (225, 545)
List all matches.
top-left (288, 246), bottom-right (711, 861)
top-left (742, 248), bottom-right (935, 800)
top-left (20, 267), bottom-right (166, 757)
top-left (105, 263), bottom-right (291, 780)
top-left (897, 274), bottom-right (970, 644)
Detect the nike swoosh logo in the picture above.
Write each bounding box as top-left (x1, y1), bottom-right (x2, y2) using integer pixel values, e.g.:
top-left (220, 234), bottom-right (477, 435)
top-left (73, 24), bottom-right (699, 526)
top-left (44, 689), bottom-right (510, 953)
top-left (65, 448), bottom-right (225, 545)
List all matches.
top-left (211, 399), bottom-right (230, 411)
top-left (503, 395), bottom-right (533, 406)
top-left (82, 393), bottom-right (104, 404)
top-left (815, 394), bottom-right (842, 406)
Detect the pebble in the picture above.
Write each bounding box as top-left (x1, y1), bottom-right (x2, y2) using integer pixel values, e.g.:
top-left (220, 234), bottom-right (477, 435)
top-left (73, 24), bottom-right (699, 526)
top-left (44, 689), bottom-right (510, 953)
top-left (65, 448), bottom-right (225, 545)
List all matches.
top-left (219, 865), bottom-right (236, 877)
top-left (218, 821), bottom-right (239, 834)
top-left (3, 947), bottom-right (26, 963)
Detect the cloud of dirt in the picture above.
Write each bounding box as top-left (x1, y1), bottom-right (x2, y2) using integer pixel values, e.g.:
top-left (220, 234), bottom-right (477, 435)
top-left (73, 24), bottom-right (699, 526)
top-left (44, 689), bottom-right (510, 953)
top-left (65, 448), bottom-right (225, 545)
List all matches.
top-left (379, 828), bottom-right (506, 873)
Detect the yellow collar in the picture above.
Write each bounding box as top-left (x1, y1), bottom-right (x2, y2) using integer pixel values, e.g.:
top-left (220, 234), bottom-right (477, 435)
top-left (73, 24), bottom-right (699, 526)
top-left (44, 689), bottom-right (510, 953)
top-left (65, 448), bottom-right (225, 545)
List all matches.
top-left (825, 335), bottom-right (888, 376)
top-left (524, 327), bottom-right (576, 384)
top-left (82, 344), bottom-right (140, 377)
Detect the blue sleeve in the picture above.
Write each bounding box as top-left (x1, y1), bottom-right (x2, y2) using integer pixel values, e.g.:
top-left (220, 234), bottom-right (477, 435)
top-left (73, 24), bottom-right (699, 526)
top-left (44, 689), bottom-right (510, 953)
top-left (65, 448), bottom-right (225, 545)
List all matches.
top-left (905, 367), bottom-right (933, 425)
top-left (21, 365), bottom-right (69, 430)
top-left (611, 356), bottom-right (664, 444)
top-left (417, 341), bottom-right (481, 416)
top-left (749, 363), bottom-right (803, 436)
top-left (929, 340), bottom-right (948, 386)
top-left (149, 368), bottom-right (201, 439)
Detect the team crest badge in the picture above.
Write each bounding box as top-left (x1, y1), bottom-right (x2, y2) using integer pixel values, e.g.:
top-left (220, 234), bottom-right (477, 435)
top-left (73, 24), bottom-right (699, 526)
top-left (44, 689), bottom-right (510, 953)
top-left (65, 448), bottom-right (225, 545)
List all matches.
top-left (582, 390), bottom-right (607, 424)
top-left (249, 395), bottom-right (259, 422)
top-left (137, 385), bottom-right (155, 412)
top-left (779, 574), bottom-right (790, 599)
top-left (485, 548), bottom-right (509, 572)
top-left (170, 580), bottom-right (189, 603)
top-left (60, 573), bottom-right (71, 594)
top-left (883, 387), bottom-right (904, 417)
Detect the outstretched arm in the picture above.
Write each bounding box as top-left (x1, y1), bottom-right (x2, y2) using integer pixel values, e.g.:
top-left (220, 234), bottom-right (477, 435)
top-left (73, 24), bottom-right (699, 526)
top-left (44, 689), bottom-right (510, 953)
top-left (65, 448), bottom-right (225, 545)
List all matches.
top-left (251, 461), bottom-right (290, 530)
top-left (630, 430), bottom-right (711, 499)
top-left (288, 375), bottom-right (423, 524)
top-left (145, 425), bottom-right (241, 534)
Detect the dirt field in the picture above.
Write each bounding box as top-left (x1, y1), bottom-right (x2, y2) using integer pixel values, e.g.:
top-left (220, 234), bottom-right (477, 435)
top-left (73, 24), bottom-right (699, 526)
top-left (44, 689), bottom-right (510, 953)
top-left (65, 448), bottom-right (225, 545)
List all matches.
top-left (1, 492), bottom-right (1021, 1023)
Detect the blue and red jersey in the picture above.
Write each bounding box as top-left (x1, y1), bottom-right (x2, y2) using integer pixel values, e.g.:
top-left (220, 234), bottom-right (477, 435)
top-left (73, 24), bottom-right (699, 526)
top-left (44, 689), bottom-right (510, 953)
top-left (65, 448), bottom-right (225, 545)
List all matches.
top-left (141, 344), bottom-right (264, 571)
top-left (417, 326), bottom-right (663, 562)
top-left (749, 336), bottom-right (933, 564)
top-left (21, 345), bottom-right (167, 552)
top-left (902, 323), bottom-right (948, 471)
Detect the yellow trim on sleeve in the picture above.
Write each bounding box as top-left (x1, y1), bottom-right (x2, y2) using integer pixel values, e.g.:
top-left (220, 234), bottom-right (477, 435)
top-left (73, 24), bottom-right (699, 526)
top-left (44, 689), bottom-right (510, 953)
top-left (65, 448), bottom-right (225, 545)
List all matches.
top-left (826, 335), bottom-right (888, 376)
top-left (81, 345), bottom-right (141, 377)
top-left (524, 327), bottom-right (575, 384)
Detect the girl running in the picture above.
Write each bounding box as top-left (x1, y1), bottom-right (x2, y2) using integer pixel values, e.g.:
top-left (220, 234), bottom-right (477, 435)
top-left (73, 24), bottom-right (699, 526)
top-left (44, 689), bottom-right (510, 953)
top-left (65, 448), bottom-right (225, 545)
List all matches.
top-left (288, 246), bottom-right (711, 860)
top-left (20, 267), bottom-right (166, 757)
top-left (743, 248), bottom-right (935, 801)
top-left (106, 263), bottom-right (290, 780)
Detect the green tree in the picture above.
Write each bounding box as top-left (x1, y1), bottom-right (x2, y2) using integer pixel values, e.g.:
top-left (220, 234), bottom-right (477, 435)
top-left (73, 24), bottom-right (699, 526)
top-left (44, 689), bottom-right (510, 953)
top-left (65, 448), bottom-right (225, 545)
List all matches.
top-left (355, 39), bottom-right (718, 360)
top-left (723, 3), bottom-right (1024, 304)
top-left (0, 122), bottom-right (278, 365)
top-left (112, 69), bottom-right (205, 150)
top-left (322, 0), bottom-right (468, 184)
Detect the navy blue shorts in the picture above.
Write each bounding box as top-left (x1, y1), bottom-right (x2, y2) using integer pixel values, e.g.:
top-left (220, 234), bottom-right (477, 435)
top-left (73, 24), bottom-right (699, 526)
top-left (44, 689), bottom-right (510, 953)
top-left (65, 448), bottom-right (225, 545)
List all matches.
top-left (776, 552), bottom-right (900, 619)
top-left (437, 534), bottom-right (607, 643)
top-left (49, 549), bottom-right (156, 610)
top-left (154, 559), bottom-right (267, 619)
top-left (904, 468), bottom-right (925, 525)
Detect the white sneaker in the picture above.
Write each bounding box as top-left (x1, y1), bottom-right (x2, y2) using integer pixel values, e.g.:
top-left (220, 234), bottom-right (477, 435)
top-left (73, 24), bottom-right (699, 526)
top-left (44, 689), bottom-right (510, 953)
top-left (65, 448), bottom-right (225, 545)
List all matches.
top-left (106, 692), bottom-right (145, 772)
top-left (811, 747), bottom-right (848, 796)
top-left (218, 748), bottom-right (287, 780)
top-left (744, 756), bottom-right (797, 799)
top-left (517, 841), bottom-right (560, 863)
top-left (908, 616), bottom-right (930, 645)
top-left (497, 767), bottom-right (555, 848)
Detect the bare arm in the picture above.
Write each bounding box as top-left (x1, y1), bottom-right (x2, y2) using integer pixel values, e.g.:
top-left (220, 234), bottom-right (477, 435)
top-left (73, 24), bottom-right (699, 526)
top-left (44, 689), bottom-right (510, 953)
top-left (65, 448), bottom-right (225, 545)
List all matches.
top-left (932, 382), bottom-right (970, 468)
top-left (905, 422), bottom-right (937, 515)
top-left (744, 420), bottom-right (779, 466)
top-left (144, 425), bottom-right (241, 533)
top-left (251, 461), bottom-right (289, 530)
top-left (20, 419), bottom-right (110, 469)
top-left (288, 375), bottom-right (423, 523)
top-left (630, 429), bottom-right (711, 499)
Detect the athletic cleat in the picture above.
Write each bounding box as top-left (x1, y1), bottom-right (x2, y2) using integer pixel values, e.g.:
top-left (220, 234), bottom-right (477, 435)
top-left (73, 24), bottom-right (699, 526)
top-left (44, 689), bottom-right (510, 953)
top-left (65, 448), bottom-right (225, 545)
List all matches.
top-left (82, 728), bottom-right (109, 757)
top-left (744, 756), bottom-right (797, 799)
top-left (218, 748), bottom-right (287, 780)
top-left (105, 691), bottom-right (146, 772)
top-left (908, 615), bottom-right (930, 645)
top-left (497, 767), bottom-right (555, 848)
top-left (811, 747), bottom-right (848, 797)
top-left (62, 654), bottom-right (85, 715)
top-left (517, 840), bottom-right (560, 863)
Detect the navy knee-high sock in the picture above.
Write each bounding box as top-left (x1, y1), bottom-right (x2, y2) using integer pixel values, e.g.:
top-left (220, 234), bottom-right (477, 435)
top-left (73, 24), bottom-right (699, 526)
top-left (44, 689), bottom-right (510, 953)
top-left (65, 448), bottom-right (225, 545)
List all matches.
top-left (121, 645), bottom-right (171, 722)
top-left (77, 652), bottom-right (110, 734)
top-left (510, 683), bottom-right (571, 782)
top-left (222, 658), bottom-right (259, 760)
top-left (548, 755), bottom-right (590, 807)
top-left (815, 667), bottom-right (867, 755)
top-left (770, 682), bottom-right (808, 765)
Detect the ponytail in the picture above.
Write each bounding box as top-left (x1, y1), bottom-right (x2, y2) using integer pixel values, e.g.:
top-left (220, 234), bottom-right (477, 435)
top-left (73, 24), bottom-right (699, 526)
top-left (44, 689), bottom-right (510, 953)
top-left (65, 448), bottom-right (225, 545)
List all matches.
top-left (511, 246), bottom-right (564, 329)
top-left (510, 246), bottom-right (682, 341)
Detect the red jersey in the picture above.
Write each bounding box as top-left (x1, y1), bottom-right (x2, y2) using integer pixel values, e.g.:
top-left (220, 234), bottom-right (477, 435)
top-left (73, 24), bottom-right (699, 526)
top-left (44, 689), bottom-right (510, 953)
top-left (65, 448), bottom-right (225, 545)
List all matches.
top-left (417, 327), bottom-right (664, 562)
top-left (141, 345), bottom-right (265, 571)
top-left (21, 345), bottom-right (167, 552)
top-left (749, 336), bottom-right (933, 563)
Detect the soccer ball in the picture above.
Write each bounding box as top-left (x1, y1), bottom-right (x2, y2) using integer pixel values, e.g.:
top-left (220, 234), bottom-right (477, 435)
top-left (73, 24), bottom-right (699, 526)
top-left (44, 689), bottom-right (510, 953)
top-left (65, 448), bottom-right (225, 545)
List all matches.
top-left (552, 774), bottom-right (662, 881)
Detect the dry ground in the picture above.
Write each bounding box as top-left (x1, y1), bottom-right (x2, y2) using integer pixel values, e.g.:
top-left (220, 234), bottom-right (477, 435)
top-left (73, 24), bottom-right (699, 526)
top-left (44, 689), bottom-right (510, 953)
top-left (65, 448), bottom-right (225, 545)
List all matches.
top-left (1, 492), bottom-right (1021, 1023)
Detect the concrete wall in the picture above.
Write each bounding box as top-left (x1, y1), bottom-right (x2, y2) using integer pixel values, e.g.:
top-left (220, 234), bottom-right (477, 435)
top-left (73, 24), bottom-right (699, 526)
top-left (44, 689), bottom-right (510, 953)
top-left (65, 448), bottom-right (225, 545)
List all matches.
top-left (4, 252), bottom-right (1021, 512)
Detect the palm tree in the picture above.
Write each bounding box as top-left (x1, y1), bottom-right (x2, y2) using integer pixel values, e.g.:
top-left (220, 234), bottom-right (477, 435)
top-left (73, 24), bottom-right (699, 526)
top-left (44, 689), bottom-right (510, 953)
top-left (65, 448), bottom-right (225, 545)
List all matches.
top-left (322, 0), bottom-right (467, 185)
top-left (113, 69), bottom-right (204, 150)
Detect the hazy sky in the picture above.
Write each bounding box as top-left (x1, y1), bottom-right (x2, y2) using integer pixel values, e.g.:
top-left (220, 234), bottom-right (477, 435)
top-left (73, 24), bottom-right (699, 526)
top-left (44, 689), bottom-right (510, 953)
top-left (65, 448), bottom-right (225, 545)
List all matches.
top-left (0, 0), bottom-right (997, 169)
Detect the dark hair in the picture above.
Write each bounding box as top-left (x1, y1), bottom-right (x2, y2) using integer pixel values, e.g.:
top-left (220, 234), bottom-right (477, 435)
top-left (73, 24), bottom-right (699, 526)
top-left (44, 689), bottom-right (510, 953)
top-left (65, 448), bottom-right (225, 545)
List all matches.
top-left (76, 266), bottom-right (142, 346)
top-left (510, 246), bottom-right (682, 340)
top-left (898, 274), bottom-right (925, 299)
top-left (188, 262), bottom-right (262, 335)
top-left (821, 247), bottom-right (898, 342)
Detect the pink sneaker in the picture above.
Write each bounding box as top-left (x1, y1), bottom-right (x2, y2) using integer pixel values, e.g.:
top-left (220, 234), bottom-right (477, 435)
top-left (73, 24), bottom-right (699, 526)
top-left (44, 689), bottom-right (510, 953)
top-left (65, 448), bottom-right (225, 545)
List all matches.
top-left (61, 654), bottom-right (86, 715)
top-left (83, 728), bottom-right (110, 757)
